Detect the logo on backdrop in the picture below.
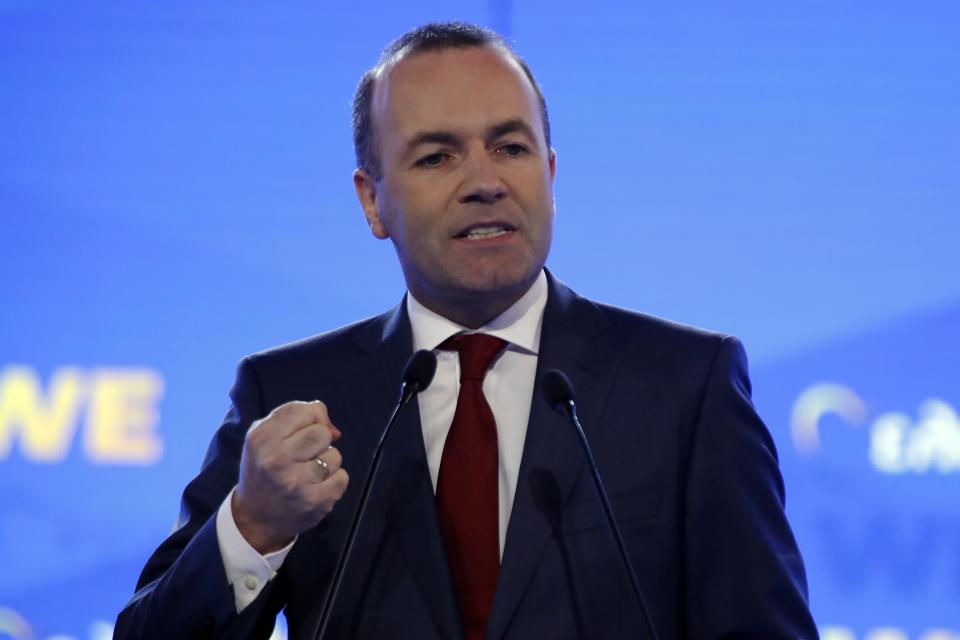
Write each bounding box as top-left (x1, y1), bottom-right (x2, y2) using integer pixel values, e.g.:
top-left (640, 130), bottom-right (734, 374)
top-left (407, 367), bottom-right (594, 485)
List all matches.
top-left (790, 383), bottom-right (960, 474)
top-left (0, 366), bottom-right (165, 464)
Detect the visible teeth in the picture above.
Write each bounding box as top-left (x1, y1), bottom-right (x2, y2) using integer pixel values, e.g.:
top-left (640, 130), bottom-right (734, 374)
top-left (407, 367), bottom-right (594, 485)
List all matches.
top-left (463, 226), bottom-right (510, 240)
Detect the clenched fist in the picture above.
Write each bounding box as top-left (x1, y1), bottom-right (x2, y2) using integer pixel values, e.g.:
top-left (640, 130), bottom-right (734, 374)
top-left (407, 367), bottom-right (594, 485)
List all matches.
top-left (232, 400), bottom-right (350, 554)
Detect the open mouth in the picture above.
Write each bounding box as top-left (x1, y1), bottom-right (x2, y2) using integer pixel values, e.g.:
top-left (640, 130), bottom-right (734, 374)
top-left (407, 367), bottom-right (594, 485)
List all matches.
top-left (455, 224), bottom-right (516, 240)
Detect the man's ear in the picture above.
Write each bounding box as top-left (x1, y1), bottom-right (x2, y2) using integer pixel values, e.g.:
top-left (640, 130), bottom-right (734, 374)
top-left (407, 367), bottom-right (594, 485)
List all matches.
top-left (548, 148), bottom-right (558, 216)
top-left (354, 169), bottom-right (389, 239)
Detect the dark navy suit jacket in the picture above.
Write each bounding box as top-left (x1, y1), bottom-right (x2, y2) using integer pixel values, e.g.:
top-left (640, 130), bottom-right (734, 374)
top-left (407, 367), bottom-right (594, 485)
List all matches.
top-left (116, 273), bottom-right (818, 639)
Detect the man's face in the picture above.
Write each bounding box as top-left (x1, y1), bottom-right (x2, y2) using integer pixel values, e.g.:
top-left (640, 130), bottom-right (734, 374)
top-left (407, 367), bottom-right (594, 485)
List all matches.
top-left (355, 45), bottom-right (556, 323)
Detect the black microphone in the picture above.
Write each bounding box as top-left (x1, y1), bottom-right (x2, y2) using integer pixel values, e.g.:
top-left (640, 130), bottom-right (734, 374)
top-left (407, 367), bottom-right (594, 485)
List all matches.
top-left (315, 349), bottom-right (437, 639)
top-left (541, 369), bottom-right (659, 640)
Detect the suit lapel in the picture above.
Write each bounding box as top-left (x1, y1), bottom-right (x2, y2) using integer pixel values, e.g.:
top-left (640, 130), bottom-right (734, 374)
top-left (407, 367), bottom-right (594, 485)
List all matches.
top-left (350, 302), bottom-right (463, 638)
top-left (341, 278), bottom-right (621, 639)
top-left (487, 274), bottom-right (622, 640)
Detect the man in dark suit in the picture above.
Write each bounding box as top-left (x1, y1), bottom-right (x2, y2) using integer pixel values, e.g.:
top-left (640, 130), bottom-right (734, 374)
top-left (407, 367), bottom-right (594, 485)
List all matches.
top-left (116, 22), bottom-right (818, 639)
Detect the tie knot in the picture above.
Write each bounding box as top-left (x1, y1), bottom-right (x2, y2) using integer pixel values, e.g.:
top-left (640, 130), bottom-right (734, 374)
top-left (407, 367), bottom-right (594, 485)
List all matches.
top-left (440, 334), bottom-right (507, 381)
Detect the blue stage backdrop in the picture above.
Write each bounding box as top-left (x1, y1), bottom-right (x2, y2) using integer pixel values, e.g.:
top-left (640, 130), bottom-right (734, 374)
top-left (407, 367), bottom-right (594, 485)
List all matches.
top-left (2, 2), bottom-right (958, 638)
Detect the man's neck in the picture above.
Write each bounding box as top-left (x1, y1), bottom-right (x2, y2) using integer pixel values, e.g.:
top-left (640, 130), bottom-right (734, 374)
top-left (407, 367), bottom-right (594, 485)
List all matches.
top-left (426, 298), bottom-right (520, 330)
top-left (406, 271), bottom-right (548, 356)
top-left (408, 272), bottom-right (544, 329)
top-left (410, 280), bottom-right (539, 329)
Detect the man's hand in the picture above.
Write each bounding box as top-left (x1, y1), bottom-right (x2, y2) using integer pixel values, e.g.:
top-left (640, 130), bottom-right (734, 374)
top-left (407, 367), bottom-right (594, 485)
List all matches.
top-left (232, 400), bottom-right (349, 554)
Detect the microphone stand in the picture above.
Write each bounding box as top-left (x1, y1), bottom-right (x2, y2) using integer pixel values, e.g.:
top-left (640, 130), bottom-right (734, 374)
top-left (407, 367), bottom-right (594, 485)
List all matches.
top-left (314, 351), bottom-right (436, 640)
top-left (543, 370), bottom-right (659, 640)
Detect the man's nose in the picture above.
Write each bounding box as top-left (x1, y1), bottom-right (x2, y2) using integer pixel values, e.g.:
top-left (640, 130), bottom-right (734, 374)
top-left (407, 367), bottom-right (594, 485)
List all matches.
top-left (458, 150), bottom-right (507, 204)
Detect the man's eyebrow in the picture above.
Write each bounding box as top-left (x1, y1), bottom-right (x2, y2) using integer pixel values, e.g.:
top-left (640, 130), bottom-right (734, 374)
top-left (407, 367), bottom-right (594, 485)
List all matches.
top-left (405, 131), bottom-right (461, 154)
top-left (487, 119), bottom-right (537, 143)
top-left (403, 120), bottom-right (538, 158)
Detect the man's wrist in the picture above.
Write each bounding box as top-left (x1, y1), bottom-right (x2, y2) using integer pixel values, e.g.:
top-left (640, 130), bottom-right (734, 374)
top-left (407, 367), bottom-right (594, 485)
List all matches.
top-left (217, 487), bottom-right (296, 613)
top-left (231, 491), bottom-right (295, 555)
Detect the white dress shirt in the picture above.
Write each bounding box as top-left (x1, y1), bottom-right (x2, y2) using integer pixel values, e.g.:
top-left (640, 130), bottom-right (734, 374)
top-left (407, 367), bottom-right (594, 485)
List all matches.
top-left (216, 270), bottom-right (548, 612)
top-left (409, 270), bottom-right (547, 555)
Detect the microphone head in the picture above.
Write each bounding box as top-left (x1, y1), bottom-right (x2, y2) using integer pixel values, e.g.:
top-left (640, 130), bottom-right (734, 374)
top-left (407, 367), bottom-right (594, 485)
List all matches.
top-left (541, 369), bottom-right (575, 414)
top-left (402, 349), bottom-right (438, 393)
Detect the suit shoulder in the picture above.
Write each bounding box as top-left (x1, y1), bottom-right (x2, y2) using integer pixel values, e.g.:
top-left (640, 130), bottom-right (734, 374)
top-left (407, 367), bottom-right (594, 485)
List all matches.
top-left (594, 300), bottom-right (736, 352)
top-left (548, 274), bottom-right (742, 369)
top-left (241, 312), bottom-right (385, 374)
top-left (585, 299), bottom-right (751, 399)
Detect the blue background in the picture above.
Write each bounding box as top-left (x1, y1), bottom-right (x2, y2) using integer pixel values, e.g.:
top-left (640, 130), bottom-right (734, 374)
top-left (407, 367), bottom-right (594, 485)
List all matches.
top-left (2, 2), bottom-right (958, 638)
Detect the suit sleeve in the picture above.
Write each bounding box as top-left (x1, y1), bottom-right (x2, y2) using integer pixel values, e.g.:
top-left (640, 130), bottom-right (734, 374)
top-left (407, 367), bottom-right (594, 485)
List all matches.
top-left (114, 357), bottom-right (286, 639)
top-left (683, 336), bottom-right (819, 639)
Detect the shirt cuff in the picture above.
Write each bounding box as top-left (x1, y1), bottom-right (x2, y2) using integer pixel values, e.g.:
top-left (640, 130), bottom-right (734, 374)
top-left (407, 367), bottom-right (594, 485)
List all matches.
top-left (215, 487), bottom-right (296, 613)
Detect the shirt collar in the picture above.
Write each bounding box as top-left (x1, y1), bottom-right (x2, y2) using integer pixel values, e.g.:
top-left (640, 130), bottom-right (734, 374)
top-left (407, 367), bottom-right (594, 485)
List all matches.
top-left (406, 270), bottom-right (548, 355)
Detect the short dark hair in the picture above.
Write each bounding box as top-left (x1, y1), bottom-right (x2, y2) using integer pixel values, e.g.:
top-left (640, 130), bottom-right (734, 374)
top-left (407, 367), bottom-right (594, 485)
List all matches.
top-left (351, 22), bottom-right (552, 181)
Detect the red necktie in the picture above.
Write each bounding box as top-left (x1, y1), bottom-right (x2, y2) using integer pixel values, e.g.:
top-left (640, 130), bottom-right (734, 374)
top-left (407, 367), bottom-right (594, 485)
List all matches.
top-left (436, 333), bottom-right (507, 640)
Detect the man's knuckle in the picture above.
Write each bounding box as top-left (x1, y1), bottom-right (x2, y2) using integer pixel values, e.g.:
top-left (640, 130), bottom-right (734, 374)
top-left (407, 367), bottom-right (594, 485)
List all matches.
top-left (279, 474), bottom-right (301, 496)
top-left (298, 428), bottom-right (324, 451)
top-left (246, 420), bottom-right (266, 442)
top-left (328, 447), bottom-right (343, 466)
top-left (261, 450), bottom-right (284, 469)
top-left (282, 401), bottom-right (310, 418)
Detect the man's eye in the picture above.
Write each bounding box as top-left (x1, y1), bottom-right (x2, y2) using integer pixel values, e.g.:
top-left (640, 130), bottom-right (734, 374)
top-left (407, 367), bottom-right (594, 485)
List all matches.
top-left (416, 153), bottom-right (447, 167)
top-left (496, 144), bottom-right (528, 157)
